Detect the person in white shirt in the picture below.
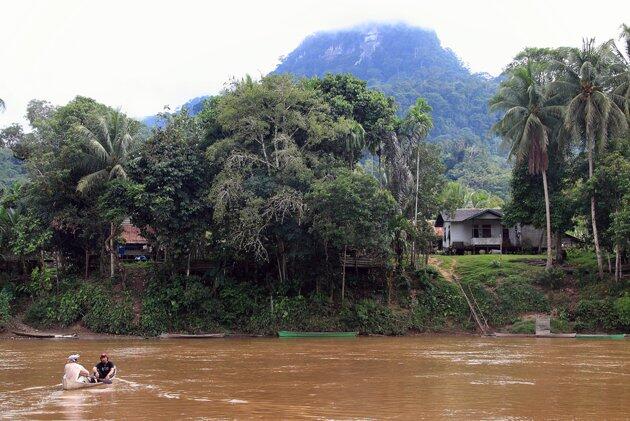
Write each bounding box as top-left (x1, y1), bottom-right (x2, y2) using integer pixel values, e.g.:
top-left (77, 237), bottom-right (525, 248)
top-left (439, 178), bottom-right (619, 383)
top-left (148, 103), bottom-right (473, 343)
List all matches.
top-left (63, 354), bottom-right (93, 385)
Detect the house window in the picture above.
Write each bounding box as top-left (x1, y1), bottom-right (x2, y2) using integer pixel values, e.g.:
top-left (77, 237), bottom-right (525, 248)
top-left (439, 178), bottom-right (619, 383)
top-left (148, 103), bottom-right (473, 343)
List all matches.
top-left (473, 224), bottom-right (492, 238)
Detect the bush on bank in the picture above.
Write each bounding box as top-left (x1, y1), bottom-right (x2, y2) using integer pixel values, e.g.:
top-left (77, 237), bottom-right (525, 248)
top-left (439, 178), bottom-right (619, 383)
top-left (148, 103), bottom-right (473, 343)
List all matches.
top-left (4, 260), bottom-right (629, 336)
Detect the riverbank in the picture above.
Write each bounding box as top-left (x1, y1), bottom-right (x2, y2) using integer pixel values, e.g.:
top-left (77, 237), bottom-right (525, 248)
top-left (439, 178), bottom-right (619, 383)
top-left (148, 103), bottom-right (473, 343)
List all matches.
top-left (1, 251), bottom-right (628, 337)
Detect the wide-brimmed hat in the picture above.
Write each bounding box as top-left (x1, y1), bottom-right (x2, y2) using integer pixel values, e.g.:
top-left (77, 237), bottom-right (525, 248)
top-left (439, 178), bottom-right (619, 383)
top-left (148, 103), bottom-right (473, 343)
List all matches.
top-left (67, 354), bottom-right (79, 362)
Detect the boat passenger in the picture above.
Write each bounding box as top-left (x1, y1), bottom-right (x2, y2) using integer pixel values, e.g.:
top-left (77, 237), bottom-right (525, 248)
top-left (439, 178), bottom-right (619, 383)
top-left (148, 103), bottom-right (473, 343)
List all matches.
top-left (92, 353), bottom-right (116, 382)
top-left (63, 354), bottom-right (94, 385)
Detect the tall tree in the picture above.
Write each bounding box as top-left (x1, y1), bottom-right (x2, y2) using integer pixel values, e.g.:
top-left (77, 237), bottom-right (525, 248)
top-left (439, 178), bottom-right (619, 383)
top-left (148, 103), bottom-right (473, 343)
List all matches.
top-left (552, 39), bottom-right (628, 277)
top-left (308, 169), bottom-right (397, 303)
top-left (491, 62), bottom-right (564, 269)
top-left (121, 111), bottom-right (211, 275)
top-left (399, 98), bottom-right (433, 265)
top-left (73, 110), bottom-right (134, 277)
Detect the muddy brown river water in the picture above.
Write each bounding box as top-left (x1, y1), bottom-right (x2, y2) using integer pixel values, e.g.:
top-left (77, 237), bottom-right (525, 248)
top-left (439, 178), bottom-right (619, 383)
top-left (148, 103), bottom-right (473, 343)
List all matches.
top-left (0, 336), bottom-right (628, 420)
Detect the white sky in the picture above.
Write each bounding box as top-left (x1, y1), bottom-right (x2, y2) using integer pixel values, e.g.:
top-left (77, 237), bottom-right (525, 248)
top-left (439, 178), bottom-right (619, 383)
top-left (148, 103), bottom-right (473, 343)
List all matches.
top-left (1, 0), bottom-right (628, 126)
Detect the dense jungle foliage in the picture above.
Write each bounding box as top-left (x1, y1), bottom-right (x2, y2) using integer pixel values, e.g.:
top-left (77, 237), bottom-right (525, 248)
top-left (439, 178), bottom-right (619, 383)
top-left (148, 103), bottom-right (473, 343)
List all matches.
top-left (0, 24), bottom-right (629, 335)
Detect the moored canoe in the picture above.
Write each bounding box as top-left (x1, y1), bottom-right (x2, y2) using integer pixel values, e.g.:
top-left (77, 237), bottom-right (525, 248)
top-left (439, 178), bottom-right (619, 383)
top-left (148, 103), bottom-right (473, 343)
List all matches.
top-left (493, 333), bottom-right (576, 338)
top-left (159, 333), bottom-right (226, 339)
top-left (12, 331), bottom-right (77, 339)
top-left (575, 334), bottom-right (626, 340)
top-left (278, 331), bottom-right (359, 338)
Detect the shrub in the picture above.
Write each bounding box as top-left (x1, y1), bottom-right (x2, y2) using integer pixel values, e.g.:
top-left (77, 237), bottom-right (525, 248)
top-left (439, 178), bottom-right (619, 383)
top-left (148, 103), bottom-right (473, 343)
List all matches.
top-left (489, 260), bottom-right (501, 269)
top-left (614, 294), bottom-right (630, 330)
top-left (140, 275), bottom-right (221, 335)
top-left (551, 318), bottom-right (571, 333)
top-left (574, 299), bottom-right (619, 332)
top-left (25, 298), bottom-right (59, 327)
top-left (342, 299), bottom-right (408, 335)
top-left (24, 280), bottom-right (135, 333)
top-left (0, 289), bottom-right (12, 330)
top-left (412, 280), bottom-right (470, 331)
top-left (510, 319), bottom-right (534, 334)
top-left (28, 267), bottom-right (57, 297)
top-left (534, 267), bottom-right (566, 289)
top-left (83, 292), bottom-right (134, 334)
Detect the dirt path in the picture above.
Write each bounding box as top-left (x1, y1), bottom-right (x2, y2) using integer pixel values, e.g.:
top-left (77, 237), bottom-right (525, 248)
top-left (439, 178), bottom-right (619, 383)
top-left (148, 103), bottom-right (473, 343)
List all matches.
top-left (428, 257), bottom-right (457, 282)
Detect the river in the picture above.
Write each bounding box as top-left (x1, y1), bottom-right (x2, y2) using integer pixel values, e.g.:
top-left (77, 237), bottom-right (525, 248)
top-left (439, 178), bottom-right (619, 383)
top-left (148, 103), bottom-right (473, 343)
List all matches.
top-left (0, 336), bottom-right (627, 420)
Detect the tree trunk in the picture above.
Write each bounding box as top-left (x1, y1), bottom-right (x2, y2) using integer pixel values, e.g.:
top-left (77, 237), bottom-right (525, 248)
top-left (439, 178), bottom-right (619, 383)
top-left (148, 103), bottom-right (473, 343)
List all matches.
top-left (412, 142), bottom-right (421, 269)
top-left (614, 243), bottom-right (621, 282)
top-left (84, 248), bottom-right (90, 280)
top-left (542, 170), bottom-right (553, 270)
top-left (387, 270), bottom-right (393, 306)
top-left (555, 230), bottom-right (563, 264)
top-left (341, 245), bottom-right (347, 305)
top-left (109, 222), bottom-right (115, 278)
top-left (587, 142), bottom-right (604, 278)
top-left (186, 252), bottom-right (191, 277)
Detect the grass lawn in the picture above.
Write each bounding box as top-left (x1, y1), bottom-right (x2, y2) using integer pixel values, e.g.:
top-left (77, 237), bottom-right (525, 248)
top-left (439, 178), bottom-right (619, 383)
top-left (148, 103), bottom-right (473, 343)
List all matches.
top-left (432, 253), bottom-right (546, 285)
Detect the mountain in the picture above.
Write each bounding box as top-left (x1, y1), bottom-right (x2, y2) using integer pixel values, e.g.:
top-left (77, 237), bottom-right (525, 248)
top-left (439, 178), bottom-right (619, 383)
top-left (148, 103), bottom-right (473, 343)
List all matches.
top-left (274, 23), bottom-right (500, 141)
top-left (0, 148), bottom-right (25, 189)
top-left (141, 23), bottom-right (510, 197)
top-left (141, 96), bottom-right (209, 128)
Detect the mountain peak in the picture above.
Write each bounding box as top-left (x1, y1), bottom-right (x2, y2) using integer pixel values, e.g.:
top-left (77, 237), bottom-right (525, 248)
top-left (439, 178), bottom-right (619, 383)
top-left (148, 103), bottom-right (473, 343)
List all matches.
top-left (275, 23), bottom-right (461, 84)
top-left (274, 23), bottom-right (497, 140)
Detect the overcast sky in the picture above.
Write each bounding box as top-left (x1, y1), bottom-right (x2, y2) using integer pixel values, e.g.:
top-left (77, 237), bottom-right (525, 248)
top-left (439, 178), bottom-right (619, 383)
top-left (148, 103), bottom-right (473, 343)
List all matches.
top-left (1, 0), bottom-right (628, 126)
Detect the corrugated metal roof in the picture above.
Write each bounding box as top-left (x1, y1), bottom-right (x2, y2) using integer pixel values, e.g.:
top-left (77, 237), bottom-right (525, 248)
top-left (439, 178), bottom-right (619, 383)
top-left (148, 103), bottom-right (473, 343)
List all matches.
top-left (441, 208), bottom-right (503, 222)
top-left (120, 221), bottom-right (149, 244)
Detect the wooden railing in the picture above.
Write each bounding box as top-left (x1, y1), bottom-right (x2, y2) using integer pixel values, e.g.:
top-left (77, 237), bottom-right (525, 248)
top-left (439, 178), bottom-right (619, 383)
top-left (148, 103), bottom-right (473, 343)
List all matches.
top-left (470, 237), bottom-right (502, 246)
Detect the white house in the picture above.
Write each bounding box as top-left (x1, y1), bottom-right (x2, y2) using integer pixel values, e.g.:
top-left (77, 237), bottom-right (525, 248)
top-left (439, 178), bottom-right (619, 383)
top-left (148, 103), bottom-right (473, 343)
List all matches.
top-left (434, 208), bottom-right (579, 254)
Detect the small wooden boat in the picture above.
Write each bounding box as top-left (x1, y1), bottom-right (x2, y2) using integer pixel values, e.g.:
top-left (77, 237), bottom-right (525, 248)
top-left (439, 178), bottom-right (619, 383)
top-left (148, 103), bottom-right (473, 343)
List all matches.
top-left (278, 331), bottom-right (359, 338)
top-left (12, 331), bottom-right (77, 339)
top-left (62, 378), bottom-right (112, 391)
top-left (159, 333), bottom-right (226, 339)
top-left (493, 332), bottom-right (576, 338)
top-left (575, 334), bottom-right (626, 340)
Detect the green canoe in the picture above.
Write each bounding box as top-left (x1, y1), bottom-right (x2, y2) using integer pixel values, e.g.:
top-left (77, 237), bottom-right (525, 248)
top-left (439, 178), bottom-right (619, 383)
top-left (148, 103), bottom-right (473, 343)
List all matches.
top-left (575, 334), bottom-right (626, 340)
top-left (278, 331), bottom-right (359, 338)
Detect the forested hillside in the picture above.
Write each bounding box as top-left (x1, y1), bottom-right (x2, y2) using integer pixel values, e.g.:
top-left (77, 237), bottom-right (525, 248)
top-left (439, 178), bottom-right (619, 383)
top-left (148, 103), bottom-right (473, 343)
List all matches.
top-left (142, 23), bottom-right (510, 197)
top-left (275, 23), bottom-right (499, 142)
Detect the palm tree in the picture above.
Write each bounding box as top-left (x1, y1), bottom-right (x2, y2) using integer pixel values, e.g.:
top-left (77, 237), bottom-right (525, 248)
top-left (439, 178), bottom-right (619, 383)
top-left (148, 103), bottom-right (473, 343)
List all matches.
top-left (400, 99), bottom-right (433, 266)
top-left (490, 62), bottom-right (564, 269)
top-left (551, 39), bottom-right (628, 277)
top-left (74, 110), bottom-right (133, 277)
top-left (339, 118), bottom-right (365, 169)
top-left (0, 98), bottom-right (5, 112)
top-left (610, 25), bottom-right (630, 115)
top-left (403, 99), bottom-right (434, 227)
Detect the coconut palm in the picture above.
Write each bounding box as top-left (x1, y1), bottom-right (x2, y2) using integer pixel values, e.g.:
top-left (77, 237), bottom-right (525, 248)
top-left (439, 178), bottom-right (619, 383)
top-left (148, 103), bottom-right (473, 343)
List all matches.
top-left (399, 99), bottom-right (433, 266)
top-left (339, 117), bottom-right (365, 169)
top-left (490, 61), bottom-right (564, 269)
top-left (403, 99), bottom-right (434, 226)
top-left (551, 39), bottom-right (628, 277)
top-left (74, 110), bottom-right (133, 277)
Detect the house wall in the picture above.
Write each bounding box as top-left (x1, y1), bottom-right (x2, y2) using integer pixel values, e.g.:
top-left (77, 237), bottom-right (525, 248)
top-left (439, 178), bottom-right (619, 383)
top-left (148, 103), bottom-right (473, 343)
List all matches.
top-left (521, 224), bottom-right (546, 249)
top-left (448, 218), bottom-right (503, 248)
top-left (443, 221), bottom-right (451, 249)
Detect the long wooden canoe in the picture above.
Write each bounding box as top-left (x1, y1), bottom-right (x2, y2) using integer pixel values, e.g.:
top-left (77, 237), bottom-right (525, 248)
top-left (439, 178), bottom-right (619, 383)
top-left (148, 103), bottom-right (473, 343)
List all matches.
top-left (12, 331), bottom-right (77, 339)
top-left (158, 333), bottom-right (226, 339)
top-left (278, 331), bottom-right (359, 338)
top-left (575, 334), bottom-right (626, 340)
top-left (493, 332), bottom-right (576, 338)
top-left (62, 378), bottom-right (112, 391)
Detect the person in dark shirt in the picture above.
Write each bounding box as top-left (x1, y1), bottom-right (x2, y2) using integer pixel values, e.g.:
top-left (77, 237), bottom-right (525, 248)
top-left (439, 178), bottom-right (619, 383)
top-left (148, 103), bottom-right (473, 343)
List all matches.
top-left (92, 353), bottom-right (116, 382)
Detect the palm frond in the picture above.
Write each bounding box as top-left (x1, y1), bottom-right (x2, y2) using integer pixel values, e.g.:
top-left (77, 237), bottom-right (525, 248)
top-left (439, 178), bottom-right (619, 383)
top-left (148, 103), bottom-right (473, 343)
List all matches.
top-left (77, 169), bottom-right (108, 193)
